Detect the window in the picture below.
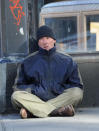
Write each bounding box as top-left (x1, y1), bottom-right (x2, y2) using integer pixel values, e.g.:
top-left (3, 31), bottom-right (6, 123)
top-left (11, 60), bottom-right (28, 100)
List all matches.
top-left (86, 15), bottom-right (99, 52)
top-left (45, 17), bottom-right (78, 53)
top-left (5, 0), bottom-right (28, 56)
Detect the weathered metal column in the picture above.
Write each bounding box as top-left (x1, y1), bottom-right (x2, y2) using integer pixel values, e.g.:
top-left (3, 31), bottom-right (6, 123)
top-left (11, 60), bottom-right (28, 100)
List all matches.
top-left (0, 0), bottom-right (7, 113)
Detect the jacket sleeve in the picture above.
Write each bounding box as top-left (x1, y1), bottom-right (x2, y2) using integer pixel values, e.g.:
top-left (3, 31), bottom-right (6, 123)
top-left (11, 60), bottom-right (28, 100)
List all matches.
top-left (63, 61), bottom-right (83, 89)
top-left (13, 63), bottom-right (34, 93)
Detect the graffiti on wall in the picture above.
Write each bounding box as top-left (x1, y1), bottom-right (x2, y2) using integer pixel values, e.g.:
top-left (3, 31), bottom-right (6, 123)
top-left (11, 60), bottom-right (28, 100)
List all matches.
top-left (9, 0), bottom-right (25, 27)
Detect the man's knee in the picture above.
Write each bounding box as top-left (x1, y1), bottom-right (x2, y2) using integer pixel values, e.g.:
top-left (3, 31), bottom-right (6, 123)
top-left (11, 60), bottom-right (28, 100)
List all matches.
top-left (11, 91), bottom-right (23, 102)
top-left (72, 87), bottom-right (83, 97)
top-left (70, 87), bottom-right (83, 104)
top-left (64, 87), bottom-right (83, 101)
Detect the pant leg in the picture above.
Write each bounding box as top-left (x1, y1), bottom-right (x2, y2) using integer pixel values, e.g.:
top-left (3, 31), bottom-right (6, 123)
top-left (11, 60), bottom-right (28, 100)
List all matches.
top-left (11, 91), bottom-right (56, 118)
top-left (47, 87), bottom-right (83, 108)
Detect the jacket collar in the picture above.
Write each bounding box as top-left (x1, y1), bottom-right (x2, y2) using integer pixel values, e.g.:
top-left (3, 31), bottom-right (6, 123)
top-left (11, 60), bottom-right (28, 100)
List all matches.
top-left (39, 46), bottom-right (56, 56)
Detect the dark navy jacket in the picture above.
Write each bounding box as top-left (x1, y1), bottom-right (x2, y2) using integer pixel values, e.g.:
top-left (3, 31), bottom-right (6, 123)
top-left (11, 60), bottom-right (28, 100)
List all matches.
top-left (13, 47), bottom-right (83, 101)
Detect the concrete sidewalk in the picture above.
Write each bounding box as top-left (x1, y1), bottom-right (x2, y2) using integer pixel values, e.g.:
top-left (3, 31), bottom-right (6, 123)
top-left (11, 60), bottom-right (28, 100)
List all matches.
top-left (0, 108), bottom-right (99, 131)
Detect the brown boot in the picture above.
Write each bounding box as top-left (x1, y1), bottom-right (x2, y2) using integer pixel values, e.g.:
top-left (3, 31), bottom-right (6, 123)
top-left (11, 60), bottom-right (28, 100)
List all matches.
top-left (58, 105), bottom-right (75, 116)
top-left (50, 105), bottom-right (75, 117)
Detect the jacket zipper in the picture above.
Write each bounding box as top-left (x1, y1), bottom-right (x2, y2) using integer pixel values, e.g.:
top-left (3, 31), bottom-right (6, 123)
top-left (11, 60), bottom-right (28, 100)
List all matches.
top-left (47, 53), bottom-right (52, 92)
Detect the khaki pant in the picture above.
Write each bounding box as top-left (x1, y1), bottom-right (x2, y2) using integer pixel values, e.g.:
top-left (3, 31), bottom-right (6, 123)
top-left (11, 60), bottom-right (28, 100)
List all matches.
top-left (11, 87), bottom-right (83, 118)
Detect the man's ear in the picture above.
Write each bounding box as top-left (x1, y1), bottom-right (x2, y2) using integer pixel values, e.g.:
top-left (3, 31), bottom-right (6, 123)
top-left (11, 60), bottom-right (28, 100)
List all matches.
top-left (54, 40), bottom-right (56, 43)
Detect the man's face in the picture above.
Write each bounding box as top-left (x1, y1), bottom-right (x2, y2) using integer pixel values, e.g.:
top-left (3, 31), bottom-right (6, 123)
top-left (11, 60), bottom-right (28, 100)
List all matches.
top-left (38, 37), bottom-right (56, 51)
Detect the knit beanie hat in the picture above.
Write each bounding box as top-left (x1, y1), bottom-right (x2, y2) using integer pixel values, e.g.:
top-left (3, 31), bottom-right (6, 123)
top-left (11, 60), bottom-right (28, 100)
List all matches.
top-left (36, 25), bottom-right (56, 42)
